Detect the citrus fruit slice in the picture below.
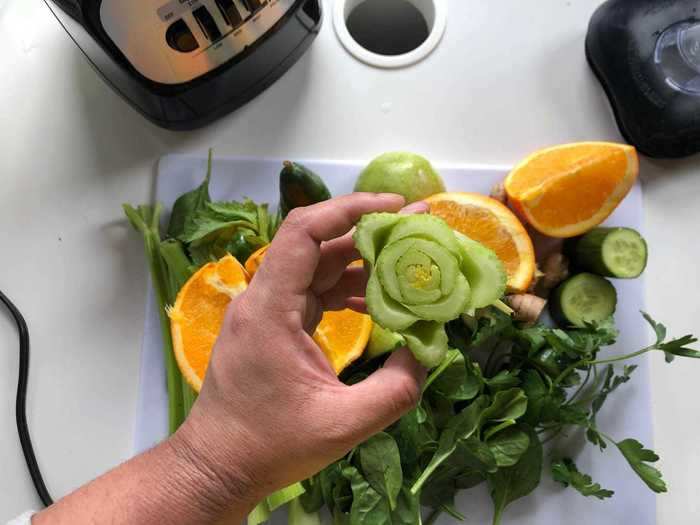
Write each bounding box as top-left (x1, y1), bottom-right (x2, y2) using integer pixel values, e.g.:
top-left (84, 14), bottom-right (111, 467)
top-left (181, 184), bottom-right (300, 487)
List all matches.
top-left (245, 244), bottom-right (270, 277)
top-left (504, 142), bottom-right (639, 238)
top-left (244, 249), bottom-right (372, 374)
top-left (426, 192), bottom-right (536, 293)
top-left (170, 254), bottom-right (249, 392)
top-left (313, 310), bottom-right (373, 374)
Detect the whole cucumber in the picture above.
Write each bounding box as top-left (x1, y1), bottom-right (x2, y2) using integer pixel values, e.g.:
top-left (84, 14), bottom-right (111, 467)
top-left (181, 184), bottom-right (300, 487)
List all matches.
top-left (279, 161), bottom-right (332, 218)
top-left (572, 227), bottom-right (648, 279)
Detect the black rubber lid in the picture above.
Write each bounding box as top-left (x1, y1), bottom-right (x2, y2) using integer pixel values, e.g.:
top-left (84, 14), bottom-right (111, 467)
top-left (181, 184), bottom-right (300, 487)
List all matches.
top-left (586, 0), bottom-right (700, 158)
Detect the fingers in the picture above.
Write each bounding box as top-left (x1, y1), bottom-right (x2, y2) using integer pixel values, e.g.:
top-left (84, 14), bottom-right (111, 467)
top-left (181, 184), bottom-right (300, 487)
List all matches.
top-left (320, 266), bottom-right (368, 311)
top-left (401, 201), bottom-right (430, 214)
top-left (311, 200), bottom-right (429, 294)
top-left (340, 348), bottom-right (427, 441)
top-left (312, 233), bottom-right (359, 294)
top-left (256, 193), bottom-right (405, 295)
top-left (345, 297), bottom-right (367, 314)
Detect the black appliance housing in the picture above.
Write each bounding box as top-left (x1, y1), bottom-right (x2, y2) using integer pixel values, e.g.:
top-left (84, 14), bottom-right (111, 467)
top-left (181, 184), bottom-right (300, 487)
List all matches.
top-left (45, 0), bottom-right (322, 130)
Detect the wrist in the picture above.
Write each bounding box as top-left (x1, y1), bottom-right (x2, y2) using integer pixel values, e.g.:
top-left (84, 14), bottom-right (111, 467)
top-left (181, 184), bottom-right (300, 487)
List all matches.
top-left (168, 414), bottom-right (264, 522)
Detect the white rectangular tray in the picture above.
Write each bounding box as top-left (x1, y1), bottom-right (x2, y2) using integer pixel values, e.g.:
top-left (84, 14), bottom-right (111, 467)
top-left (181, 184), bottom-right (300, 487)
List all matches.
top-left (135, 154), bottom-right (652, 525)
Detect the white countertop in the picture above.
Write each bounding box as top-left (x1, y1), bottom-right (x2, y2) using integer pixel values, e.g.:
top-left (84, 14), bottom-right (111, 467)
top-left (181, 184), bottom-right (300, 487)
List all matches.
top-left (1, 0), bottom-right (699, 522)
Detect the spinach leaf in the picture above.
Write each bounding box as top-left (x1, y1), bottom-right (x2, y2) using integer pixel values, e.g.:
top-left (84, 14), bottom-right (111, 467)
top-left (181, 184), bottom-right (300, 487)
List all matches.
top-left (485, 369), bottom-right (521, 392)
top-left (167, 149), bottom-right (213, 239)
top-left (430, 352), bottom-right (481, 401)
top-left (391, 487), bottom-right (420, 525)
top-left (478, 388), bottom-right (528, 430)
top-left (300, 474), bottom-right (324, 513)
top-left (359, 433), bottom-right (403, 510)
top-left (390, 405), bottom-right (437, 481)
top-left (487, 427), bottom-right (542, 525)
top-left (454, 469), bottom-right (485, 490)
top-left (410, 396), bottom-right (491, 494)
top-left (615, 439), bottom-right (667, 493)
top-left (487, 426), bottom-right (531, 468)
top-left (343, 465), bottom-right (391, 525)
top-left (551, 458), bottom-right (613, 500)
top-left (343, 466), bottom-right (418, 525)
top-left (453, 436), bottom-right (498, 474)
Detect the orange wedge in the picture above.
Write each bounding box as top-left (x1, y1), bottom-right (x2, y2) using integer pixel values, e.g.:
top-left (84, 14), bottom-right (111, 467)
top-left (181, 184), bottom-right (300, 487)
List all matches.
top-left (504, 142), bottom-right (639, 238)
top-left (426, 192), bottom-right (536, 293)
top-left (313, 310), bottom-right (373, 374)
top-left (244, 249), bottom-right (372, 374)
top-left (245, 244), bottom-right (270, 277)
top-left (169, 254), bottom-right (249, 392)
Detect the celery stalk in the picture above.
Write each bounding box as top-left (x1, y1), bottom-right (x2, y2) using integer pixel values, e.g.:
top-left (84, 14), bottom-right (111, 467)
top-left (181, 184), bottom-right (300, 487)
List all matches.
top-left (248, 500), bottom-right (271, 525)
top-left (266, 482), bottom-right (306, 511)
top-left (124, 204), bottom-right (185, 434)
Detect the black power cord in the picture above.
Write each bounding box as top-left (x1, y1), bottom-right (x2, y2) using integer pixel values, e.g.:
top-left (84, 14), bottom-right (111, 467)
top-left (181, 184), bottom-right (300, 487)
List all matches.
top-left (0, 289), bottom-right (54, 507)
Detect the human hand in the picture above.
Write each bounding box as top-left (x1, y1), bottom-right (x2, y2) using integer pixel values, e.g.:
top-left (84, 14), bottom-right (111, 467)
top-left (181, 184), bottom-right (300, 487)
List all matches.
top-left (173, 193), bottom-right (428, 519)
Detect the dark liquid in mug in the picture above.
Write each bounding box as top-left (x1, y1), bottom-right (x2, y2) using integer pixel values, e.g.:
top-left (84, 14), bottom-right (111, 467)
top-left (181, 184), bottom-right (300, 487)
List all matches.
top-left (346, 0), bottom-right (430, 56)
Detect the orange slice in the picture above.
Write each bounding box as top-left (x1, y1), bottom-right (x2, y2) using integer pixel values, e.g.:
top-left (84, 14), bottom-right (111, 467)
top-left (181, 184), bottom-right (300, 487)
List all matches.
top-left (504, 142), bottom-right (639, 238)
top-left (245, 244), bottom-right (270, 277)
top-left (170, 254), bottom-right (249, 392)
top-left (426, 192), bottom-right (536, 293)
top-left (313, 310), bottom-right (372, 374)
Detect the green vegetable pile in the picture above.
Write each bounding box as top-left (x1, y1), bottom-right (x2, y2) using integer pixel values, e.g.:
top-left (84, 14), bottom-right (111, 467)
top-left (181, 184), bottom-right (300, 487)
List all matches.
top-left (124, 151), bottom-right (700, 525)
top-left (125, 153), bottom-right (333, 525)
top-left (300, 309), bottom-right (698, 525)
top-left (124, 151), bottom-right (280, 434)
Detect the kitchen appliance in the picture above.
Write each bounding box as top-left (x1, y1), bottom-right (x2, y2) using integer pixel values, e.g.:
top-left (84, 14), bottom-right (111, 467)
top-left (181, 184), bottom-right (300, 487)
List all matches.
top-left (587, 0), bottom-right (700, 158)
top-left (45, 0), bottom-right (322, 130)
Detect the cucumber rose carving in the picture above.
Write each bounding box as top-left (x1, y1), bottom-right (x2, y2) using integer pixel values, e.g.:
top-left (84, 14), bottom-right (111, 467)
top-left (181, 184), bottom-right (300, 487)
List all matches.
top-left (354, 213), bottom-right (507, 367)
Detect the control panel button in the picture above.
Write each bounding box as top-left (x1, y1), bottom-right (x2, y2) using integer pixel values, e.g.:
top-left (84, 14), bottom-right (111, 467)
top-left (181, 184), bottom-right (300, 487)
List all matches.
top-left (215, 0), bottom-right (243, 28)
top-left (193, 6), bottom-right (222, 41)
top-left (166, 19), bottom-right (199, 52)
top-left (241, 0), bottom-right (266, 14)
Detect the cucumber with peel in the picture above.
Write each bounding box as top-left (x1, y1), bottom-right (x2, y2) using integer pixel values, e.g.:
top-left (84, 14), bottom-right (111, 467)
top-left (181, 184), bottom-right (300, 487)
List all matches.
top-left (573, 227), bottom-right (647, 279)
top-left (550, 273), bottom-right (617, 327)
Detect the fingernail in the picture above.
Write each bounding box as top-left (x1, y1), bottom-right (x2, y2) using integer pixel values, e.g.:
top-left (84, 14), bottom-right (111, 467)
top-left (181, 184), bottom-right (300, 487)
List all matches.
top-left (401, 201), bottom-right (430, 214)
top-left (378, 193), bottom-right (405, 200)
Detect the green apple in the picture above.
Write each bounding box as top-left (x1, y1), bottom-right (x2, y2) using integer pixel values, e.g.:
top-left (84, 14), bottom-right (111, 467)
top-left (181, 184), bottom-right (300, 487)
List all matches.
top-left (355, 152), bottom-right (446, 204)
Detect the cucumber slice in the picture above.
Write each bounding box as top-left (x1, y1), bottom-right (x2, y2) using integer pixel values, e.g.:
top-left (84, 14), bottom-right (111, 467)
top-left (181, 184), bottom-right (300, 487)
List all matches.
top-left (366, 324), bottom-right (406, 360)
top-left (550, 273), bottom-right (617, 327)
top-left (574, 227), bottom-right (648, 279)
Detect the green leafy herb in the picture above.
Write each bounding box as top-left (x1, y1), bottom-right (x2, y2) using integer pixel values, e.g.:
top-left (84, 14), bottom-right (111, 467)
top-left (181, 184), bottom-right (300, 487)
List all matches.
top-left (616, 439), bottom-right (667, 494)
top-left (551, 458), bottom-right (614, 500)
top-left (359, 433), bottom-right (403, 510)
top-left (167, 149), bottom-right (213, 239)
top-left (181, 199), bottom-right (275, 265)
top-left (487, 426), bottom-right (531, 468)
top-left (411, 396), bottom-right (491, 494)
top-left (487, 427), bottom-right (542, 525)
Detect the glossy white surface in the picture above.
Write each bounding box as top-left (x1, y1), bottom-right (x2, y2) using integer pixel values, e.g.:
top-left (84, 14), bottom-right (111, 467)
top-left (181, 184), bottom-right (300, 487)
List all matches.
top-left (1, 0), bottom-right (699, 522)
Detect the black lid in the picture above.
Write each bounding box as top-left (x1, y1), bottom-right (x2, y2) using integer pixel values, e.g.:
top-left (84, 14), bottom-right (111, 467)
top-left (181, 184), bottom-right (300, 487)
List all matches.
top-left (587, 0), bottom-right (700, 158)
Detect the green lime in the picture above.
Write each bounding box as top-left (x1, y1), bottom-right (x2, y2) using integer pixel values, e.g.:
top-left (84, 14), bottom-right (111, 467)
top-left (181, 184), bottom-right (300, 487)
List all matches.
top-left (355, 152), bottom-right (446, 204)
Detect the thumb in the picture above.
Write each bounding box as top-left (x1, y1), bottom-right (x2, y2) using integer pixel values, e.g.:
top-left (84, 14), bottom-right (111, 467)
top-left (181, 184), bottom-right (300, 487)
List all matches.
top-left (340, 348), bottom-right (427, 442)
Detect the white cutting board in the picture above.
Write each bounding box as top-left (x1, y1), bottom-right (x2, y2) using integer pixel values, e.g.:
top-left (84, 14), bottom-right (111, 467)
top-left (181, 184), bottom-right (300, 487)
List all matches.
top-left (135, 154), bottom-right (653, 525)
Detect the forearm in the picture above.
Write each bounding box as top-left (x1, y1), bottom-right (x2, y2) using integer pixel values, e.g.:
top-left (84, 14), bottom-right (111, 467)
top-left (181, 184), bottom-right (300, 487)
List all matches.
top-left (33, 423), bottom-right (259, 525)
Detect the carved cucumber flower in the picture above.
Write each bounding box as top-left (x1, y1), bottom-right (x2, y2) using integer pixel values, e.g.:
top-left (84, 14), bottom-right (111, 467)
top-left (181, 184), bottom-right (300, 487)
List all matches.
top-left (354, 213), bottom-right (506, 367)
